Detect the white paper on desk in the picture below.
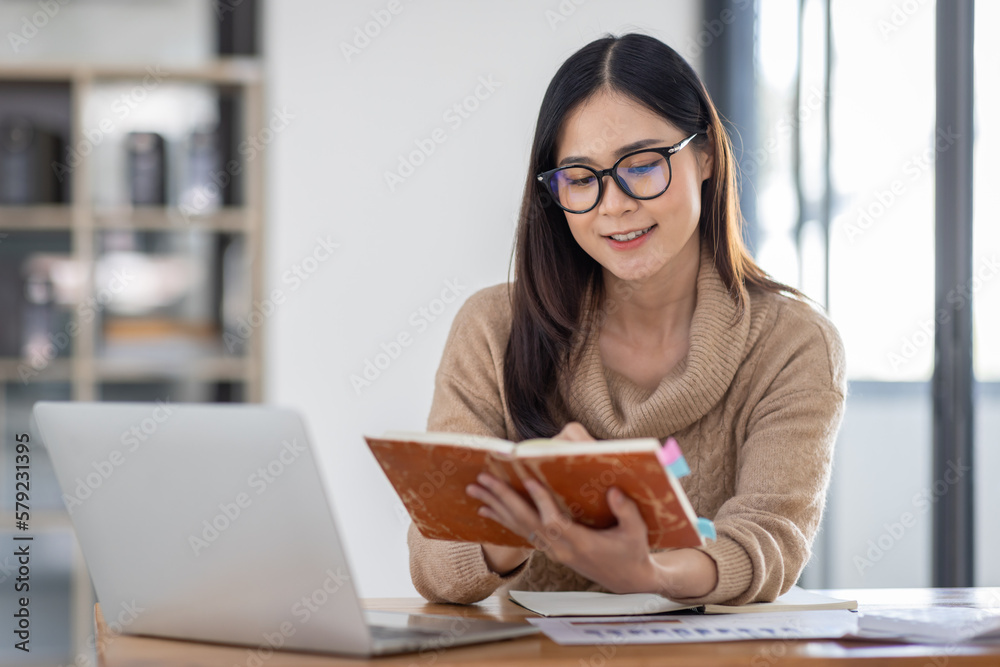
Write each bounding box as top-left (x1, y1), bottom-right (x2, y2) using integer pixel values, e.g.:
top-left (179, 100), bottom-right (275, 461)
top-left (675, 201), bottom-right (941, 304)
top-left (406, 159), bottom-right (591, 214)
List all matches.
top-left (853, 607), bottom-right (1000, 644)
top-left (509, 585), bottom-right (857, 617)
top-left (509, 590), bottom-right (695, 616)
top-left (527, 610), bottom-right (858, 645)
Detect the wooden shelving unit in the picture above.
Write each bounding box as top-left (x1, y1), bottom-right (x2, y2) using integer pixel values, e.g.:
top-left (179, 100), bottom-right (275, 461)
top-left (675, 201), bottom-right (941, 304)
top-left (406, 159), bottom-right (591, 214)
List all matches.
top-left (0, 205), bottom-right (74, 229)
top-left (0, 60), bottom-right (264, 400)
top-left (0, 59), bottom-right (264, 662)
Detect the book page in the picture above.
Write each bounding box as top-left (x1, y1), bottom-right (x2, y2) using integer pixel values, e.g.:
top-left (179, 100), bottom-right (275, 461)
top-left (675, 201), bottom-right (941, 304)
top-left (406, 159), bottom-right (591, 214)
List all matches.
top-left (703, 587), bottom-right (858, 614)
top-left (515, 437), bottom-right (660, 457)
top-left (509, 590), bottom-right (697, 617)
top-left (378, 430), bottom-right (515, 453)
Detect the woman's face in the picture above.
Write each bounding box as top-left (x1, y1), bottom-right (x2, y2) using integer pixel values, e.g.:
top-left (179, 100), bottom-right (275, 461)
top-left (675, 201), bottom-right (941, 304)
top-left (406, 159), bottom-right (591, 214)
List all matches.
top-left (553, 90), bottom-right (713, 284)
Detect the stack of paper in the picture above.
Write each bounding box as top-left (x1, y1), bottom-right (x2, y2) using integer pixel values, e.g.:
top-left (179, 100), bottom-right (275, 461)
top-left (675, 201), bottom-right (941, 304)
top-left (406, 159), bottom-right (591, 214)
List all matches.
top-left (856, 607), bottom-right (1000, 644)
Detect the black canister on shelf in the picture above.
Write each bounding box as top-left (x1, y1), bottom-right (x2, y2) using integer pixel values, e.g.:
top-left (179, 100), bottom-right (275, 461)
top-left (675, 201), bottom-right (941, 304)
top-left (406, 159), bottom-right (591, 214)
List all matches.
top-left (0, 116), bottom-right (62, 204)
top-left (126, 131), bottom-right (167, 205)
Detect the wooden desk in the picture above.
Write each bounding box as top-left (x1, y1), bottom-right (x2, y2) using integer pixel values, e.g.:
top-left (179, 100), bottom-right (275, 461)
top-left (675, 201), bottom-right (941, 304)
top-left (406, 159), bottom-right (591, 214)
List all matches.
top-left (94, 588), bottom-right (1000, 666)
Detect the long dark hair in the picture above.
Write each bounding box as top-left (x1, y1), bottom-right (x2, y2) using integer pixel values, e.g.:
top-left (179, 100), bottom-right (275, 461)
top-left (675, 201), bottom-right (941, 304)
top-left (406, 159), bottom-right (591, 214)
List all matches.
top-left (503, 33), bottom-right (798, 440)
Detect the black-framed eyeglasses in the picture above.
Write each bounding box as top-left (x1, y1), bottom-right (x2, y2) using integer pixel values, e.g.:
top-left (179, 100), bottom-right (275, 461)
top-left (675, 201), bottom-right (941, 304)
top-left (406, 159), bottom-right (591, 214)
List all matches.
top-left (536, 134), bottom-right (701, 214)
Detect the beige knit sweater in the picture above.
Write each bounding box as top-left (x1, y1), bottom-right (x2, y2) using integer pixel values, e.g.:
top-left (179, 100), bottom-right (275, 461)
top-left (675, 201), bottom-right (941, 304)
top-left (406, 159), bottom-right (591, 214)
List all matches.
top-left (407, 244), bottom-right (846, 606)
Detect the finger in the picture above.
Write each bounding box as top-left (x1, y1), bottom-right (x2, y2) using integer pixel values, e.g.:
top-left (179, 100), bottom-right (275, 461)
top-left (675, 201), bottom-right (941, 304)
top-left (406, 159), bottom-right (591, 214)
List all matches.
top-left (521, 478), bottom-right (575, 549)
top-left (470, 473), bottom-right (521, 506)
top-left (477, 505), bottom-right (534, 542)
top-left (477, 474), bottom-right (536, 513)
top-left (472, 492), bottom-right (523, 535)
top-left (555, 422), bottom-right (595, 442)
top-left (607, 487), bottom-right (647, 535)
top-left (466, 481), bottom-right (519, 527)
top-left (474, 474), bottom-right (541, 529)
top-left (476, 505), bottom-right (505, 526)
top-left (522, 478), bottom-right (568, 526)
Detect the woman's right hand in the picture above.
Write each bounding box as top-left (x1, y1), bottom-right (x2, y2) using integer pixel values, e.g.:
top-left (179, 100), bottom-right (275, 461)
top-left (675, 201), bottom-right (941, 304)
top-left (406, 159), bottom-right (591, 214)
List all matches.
top-left (477, 422), bottom-right (590, 575)
top-left (481, 543), bottom-right (532, 576)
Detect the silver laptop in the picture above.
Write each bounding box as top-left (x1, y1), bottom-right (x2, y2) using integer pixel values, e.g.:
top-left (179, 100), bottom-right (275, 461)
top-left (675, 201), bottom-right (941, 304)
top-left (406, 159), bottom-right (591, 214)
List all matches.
top-left (32, 401), bottom-right (538, 657)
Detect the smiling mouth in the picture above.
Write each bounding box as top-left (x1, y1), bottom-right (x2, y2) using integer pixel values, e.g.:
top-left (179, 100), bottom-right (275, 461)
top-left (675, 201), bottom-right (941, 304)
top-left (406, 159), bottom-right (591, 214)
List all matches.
top-left (606, 225), bottom-right (656, 242)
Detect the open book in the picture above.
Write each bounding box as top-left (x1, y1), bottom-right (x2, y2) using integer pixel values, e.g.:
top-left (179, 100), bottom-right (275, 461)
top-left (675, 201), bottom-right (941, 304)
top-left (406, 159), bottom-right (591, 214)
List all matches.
top-left (508, 586), bottom-right (859, 617)
top-left (365, 431), bottom-right (712, 549)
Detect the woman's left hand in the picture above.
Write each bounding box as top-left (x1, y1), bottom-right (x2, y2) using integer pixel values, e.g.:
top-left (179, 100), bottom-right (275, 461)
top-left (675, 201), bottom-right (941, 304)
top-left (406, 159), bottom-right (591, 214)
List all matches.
top-left (467, 472), bottom-right (660, 594)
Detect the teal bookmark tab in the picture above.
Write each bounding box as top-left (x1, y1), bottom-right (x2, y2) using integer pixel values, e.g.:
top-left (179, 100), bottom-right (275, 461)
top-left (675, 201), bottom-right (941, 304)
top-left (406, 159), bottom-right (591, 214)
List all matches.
top-left (659, 437), bottom-right (690, 478)
top-left (696, 517), bottom-right (716, 540)
top-left (667, 457), bottom-right (690, 479)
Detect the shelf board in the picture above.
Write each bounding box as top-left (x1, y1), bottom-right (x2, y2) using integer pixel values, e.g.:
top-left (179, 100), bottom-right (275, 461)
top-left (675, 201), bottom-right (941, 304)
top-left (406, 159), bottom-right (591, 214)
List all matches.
top-left (94, 356), bottom-right (248, 382)
top-left (0, 58), bottom-right (261, 84)
top-left (94, 206), bottom-right (248, 232)
top-left (0, 206), bottom-right (249, 231)
top-left (0, 357), bottom-right (72, 383)
top-left (0, 357), bottom-right (249, 383)
top-left (0, 205), bottom-right (74, 230)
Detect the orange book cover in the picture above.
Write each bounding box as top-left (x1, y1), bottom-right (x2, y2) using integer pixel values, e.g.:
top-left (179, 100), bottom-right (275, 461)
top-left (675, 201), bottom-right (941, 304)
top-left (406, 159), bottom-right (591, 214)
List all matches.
top-left (365, 432), bottom-right (704, 550)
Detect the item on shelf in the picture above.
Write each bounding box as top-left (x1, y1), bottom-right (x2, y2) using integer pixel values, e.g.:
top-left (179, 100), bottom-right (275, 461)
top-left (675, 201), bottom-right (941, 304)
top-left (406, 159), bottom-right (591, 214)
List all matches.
top-left (20, 254), bottom-right (76, 361)
top-left (0, 116), bottom-right (62, 204)
top-left (101, 316), bottom-right (221, 362)
top-left (217, 93), bottom-right (242, 206)
top-left (21, 262), bottom-right (57, 361)
top-left (126, 132), bottom-right (167, 205)
top-left (180, 128), bottom-right (223, 215)
top-left (95, 234), bottom-right (221, 360)
top-left (217, 0), bottom-right (258, 55)
top-left (0, 258), bottom-right (23, 356)
top-left (220, 235), bottom-right (249, 355)
top-left (94, 249), bottom-right (199, 316)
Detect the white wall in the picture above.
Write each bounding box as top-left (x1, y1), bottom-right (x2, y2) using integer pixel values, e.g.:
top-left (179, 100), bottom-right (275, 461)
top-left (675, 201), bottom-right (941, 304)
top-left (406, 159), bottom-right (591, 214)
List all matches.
top-left (264, 1), bottom-right (700, 597)
top-left (0, 0), bottom-right (213, 65)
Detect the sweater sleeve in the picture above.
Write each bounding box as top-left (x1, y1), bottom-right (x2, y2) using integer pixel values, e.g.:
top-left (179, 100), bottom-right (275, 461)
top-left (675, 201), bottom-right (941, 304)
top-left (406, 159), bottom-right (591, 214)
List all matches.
top-left (679, 307), bottom-right (847, 606)
top-left (407, 287), bottom-right (532, 603)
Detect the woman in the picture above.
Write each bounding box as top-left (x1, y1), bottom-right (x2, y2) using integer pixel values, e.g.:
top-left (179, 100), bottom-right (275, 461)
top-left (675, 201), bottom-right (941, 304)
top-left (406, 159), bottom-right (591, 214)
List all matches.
top-left (407, 33), bottom-right (846, 606)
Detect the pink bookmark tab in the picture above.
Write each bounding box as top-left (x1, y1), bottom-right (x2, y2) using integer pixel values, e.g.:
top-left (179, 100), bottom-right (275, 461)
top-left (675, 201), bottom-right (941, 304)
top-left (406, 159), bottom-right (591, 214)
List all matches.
top-left (656, 437), bottom-right (683, 466)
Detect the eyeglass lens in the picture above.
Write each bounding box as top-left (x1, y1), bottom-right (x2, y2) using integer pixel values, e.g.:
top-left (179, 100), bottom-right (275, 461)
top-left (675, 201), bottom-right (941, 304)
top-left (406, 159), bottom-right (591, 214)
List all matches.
top-left (547, 151), bottom-right (671, 212)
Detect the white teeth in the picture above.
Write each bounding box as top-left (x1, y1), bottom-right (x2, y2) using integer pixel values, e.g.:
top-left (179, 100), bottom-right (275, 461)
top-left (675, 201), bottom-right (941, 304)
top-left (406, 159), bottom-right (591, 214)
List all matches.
top-left (610, 226), bottom-right (653, 242)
